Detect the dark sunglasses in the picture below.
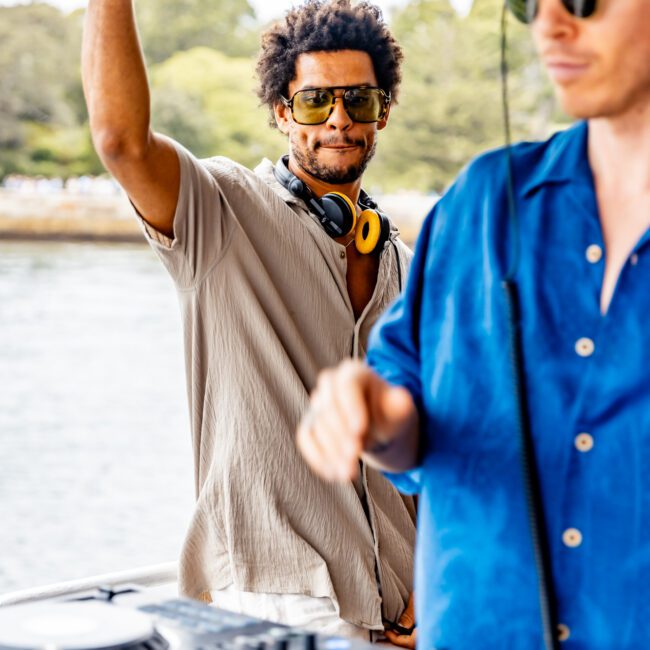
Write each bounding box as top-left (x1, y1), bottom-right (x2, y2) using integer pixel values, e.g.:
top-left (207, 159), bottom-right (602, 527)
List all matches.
top-left (507, 0), bottom-right (597, 23)
top-left (281, 86), bottom-right (391, 126)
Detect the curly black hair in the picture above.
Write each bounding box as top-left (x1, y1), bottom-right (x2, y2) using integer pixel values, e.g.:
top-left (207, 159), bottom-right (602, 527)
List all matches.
top-left (256, 0), bottom-right (403, 127)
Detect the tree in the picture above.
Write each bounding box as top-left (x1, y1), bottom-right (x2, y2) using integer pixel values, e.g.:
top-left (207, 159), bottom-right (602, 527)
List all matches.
top-left (135, 0), bottom-right (259, 65)
top-left (0, 0), bottom-right (570, 188)
top-left (0, 5), bottom-right (77, 131)
top-left (0, 3), bottom-right (87, 177)
top-left (366, 0), bottom-right (562, 193)
top-left (150, 48), bottom-right (286, 168)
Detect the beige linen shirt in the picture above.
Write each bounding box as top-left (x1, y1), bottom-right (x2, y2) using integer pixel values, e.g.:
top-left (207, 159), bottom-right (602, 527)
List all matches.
top-left (138, 140), bottom-right (415, 629)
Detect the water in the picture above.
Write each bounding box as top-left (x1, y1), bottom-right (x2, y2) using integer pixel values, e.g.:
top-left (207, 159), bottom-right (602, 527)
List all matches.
top-left (0, 241), bottom-right (194, 595)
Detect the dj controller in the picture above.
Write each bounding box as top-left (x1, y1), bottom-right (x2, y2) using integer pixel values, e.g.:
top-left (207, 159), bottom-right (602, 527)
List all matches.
top-left (0, 586), bottom-right (375, 650)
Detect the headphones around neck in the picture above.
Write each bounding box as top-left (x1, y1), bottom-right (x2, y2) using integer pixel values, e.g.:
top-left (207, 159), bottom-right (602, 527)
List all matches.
top-left (273, 156), bottom-right (390, 255)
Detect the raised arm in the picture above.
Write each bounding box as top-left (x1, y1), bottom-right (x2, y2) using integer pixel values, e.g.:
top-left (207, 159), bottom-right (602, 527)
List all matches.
top-left (82, 0), bottom-right (179, 238)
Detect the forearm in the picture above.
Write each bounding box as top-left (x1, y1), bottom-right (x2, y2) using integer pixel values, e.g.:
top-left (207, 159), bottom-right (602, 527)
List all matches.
top-left (82, 0), bottom-right (151, 158)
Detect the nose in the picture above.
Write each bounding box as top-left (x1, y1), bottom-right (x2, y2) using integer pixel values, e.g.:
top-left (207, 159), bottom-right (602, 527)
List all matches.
top-left (532, 0), bottom-right (578, 40)
top-left (326, 94), bottom-right (353, 131)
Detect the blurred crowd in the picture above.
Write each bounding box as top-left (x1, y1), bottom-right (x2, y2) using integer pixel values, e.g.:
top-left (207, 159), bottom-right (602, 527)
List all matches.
top-left (1, 175), bottom-right (122, 196)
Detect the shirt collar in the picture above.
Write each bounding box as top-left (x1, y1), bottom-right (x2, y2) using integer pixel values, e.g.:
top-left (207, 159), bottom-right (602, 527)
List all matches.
top-left (254, 157), bottom-right (306, 208)
top-left (520, 121), bottom-right (592, 197)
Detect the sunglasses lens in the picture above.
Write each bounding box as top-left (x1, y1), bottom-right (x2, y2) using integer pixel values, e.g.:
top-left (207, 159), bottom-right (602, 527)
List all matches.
top-left (563, 0), bottom-right (596, 18)
top-left (289, 87), bottom-right (387, 124)
top-left (344, 88), bottom-right (386, 122)
top-left (291, 89), bottom-right (334, 125)
top-left (507, 0), bottom-right (597, 22)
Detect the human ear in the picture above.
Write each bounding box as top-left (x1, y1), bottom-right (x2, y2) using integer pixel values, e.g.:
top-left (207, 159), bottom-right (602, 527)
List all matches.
top-left (274, 102), bottom-right (291, 135)
top-left (377, 103), bottom-right (391, 131)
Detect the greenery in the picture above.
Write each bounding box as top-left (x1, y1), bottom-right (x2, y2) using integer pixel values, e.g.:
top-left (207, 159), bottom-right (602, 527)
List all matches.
top-left (0, 3), bottom-right (102, 177)
top-left (135, 0), bottom-right (258, 63)
top-left (0, 0), bottom-right (569, 191)
top-left (365, 0), bottom-right (562, 192)
top-left (150, 48), bottom-right (285, 165)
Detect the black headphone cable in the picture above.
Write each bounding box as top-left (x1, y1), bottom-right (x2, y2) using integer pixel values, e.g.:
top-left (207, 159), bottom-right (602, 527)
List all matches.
top-left (499, 3), bottom-right (560, 649)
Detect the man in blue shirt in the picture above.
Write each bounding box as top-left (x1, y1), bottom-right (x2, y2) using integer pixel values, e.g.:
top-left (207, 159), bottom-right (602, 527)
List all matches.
top-left (296, 0), bottom-right (650, 647)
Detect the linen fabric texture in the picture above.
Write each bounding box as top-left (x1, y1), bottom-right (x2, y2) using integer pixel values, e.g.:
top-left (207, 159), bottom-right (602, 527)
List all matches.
top-left (136, 139), bottom-right (416, 629)
top-left (210, 586), bottom-right (372, 640)
top-left (368, 121), bottom-right (650, 649)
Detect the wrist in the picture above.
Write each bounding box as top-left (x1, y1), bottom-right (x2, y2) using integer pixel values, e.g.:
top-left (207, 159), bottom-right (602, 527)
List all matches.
top-left (362, 413), bottom-right (420, 473)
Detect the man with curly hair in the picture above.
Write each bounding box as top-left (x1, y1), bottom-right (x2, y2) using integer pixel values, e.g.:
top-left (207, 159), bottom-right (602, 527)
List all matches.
top-left (83, 0), bottom-right (415, 643)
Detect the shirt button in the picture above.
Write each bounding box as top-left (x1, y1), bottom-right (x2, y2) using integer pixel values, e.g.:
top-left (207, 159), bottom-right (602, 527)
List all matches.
top-left (631, 253), bottom-right (639, 266)
top-left (558, 624), bottom-right (571, 642)
top-left (575, 432), bottom-right (594, 452)
top-left (563, 528), bottom-right (583, 548)
top-left (575, 337), bottom-right (595, 357)
top-left (339, 250), bottom-right (346, 259)
top-left (585, 244), bottom-right (603, 263)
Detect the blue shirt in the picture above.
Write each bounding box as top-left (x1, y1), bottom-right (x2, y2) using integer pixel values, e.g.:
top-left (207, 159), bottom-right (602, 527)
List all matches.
top-left (367, 122), bottom-right (650, 649)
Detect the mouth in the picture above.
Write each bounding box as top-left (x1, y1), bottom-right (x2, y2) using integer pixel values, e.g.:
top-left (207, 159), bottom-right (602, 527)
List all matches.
top-left (544, 59), bottom-right (590, 83)
top-left (320, 145), bottom-right (360, 151)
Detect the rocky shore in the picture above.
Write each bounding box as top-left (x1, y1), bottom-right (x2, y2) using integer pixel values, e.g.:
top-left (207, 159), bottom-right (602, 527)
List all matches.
top-left (0, 189), bottom-right (142, 243)
top-left (0, 189), bottom-right (434, 246)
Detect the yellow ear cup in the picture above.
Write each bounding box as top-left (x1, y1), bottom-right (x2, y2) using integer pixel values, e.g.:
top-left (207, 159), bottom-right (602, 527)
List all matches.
top-left (355, 209), bottom-right (382, 255)
top-left (327, 191), bottom-right (357, 235)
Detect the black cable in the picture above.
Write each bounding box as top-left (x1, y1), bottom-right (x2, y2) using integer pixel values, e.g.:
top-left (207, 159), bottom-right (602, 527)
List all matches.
top-left (501, 0), bottom-right (520, 282)
top-left (391, 238), bottom-right (403, 293)
top-left (502, 280), bottom-right (560, 650)
top-left (500, 3), bottom-right (560, 649)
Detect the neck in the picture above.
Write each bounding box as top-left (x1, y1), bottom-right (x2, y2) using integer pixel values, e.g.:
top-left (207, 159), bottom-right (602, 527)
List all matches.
top-left (287, 156), bottom-right (363, 205)
top-left (588, 101), bottom-right (650, 196)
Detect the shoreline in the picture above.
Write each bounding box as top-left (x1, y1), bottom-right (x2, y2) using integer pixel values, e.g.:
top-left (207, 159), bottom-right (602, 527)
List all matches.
top-left (0, 189), bottom-right (142, 243)
top-left (0, 189), bottom-right (433, 246)
top-left (0, 230), bottom-right (145, 244)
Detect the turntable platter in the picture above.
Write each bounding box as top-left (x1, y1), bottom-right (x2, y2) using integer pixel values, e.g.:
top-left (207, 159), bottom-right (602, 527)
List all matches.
top-left (0, 601), bottom-right (160, 650)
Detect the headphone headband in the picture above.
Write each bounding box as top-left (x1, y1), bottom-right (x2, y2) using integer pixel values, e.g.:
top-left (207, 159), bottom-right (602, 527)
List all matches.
top-left (273, 155), bottom-right (307, 198)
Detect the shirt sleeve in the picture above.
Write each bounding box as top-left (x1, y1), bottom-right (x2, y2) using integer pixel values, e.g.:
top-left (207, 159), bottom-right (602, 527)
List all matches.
top-left (134, 138), bottom-right (239, 289)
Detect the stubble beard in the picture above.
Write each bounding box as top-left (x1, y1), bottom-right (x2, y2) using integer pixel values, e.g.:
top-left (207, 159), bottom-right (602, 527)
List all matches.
top-left (290, 135), bottom-right (377, 185)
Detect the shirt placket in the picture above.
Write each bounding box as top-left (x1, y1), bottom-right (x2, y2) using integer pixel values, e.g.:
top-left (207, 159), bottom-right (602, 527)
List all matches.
top-left (549, 224), bottom-right (608, 642)
top-left (553, 229), bottom-right (650, 643)
top-left (351, 246), bottom-right (394, 622)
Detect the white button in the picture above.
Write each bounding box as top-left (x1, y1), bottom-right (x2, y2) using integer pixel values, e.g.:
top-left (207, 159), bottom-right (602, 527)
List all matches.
top-left (575, 338), bottom-right (595, 357)
top-left (339, 251), bottom-right (346, 259)
top-left (631, 253), bottom-right (639, 266)
top-left (558, 624), bottom-right (571, 642)
top-left (563, 528), bottom-right (583, 548)
top-left (586, 244), bottom-right (603, 263)
top-left (575, 433), bottom-right (594, 452)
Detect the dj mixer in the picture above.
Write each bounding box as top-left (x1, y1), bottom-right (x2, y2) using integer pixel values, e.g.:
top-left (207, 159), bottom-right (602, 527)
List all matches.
top-left (0, 586), bottom-right (375, 650)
